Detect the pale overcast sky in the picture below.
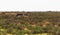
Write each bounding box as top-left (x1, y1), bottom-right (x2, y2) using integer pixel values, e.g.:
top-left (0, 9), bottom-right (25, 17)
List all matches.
top-left (0, 0), bottom-right (60, 11)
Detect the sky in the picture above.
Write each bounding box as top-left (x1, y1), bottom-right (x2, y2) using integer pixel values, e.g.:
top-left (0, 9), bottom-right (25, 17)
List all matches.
top-left (0, 0), bottom-right (60, 11)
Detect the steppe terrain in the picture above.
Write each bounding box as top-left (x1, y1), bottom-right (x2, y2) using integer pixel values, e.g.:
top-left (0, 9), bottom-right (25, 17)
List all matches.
top-left (0, 11), bottom-right (60, 35)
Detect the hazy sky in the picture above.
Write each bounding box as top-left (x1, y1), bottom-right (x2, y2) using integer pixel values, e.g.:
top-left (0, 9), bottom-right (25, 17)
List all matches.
top-left (0, 0), bottom-right (60, 11)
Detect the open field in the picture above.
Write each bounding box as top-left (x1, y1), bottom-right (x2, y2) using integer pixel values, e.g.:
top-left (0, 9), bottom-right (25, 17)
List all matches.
top-left (0, 12), bottom-right (60, 35)
top-left (0, 28), bottom-right (48, 35)
top-left (0, 29), bottom-right (48, 35)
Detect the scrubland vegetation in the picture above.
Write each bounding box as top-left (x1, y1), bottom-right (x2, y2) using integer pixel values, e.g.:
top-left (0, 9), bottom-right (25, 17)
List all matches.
top-left (0, 12), bottom-right (60, 35)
